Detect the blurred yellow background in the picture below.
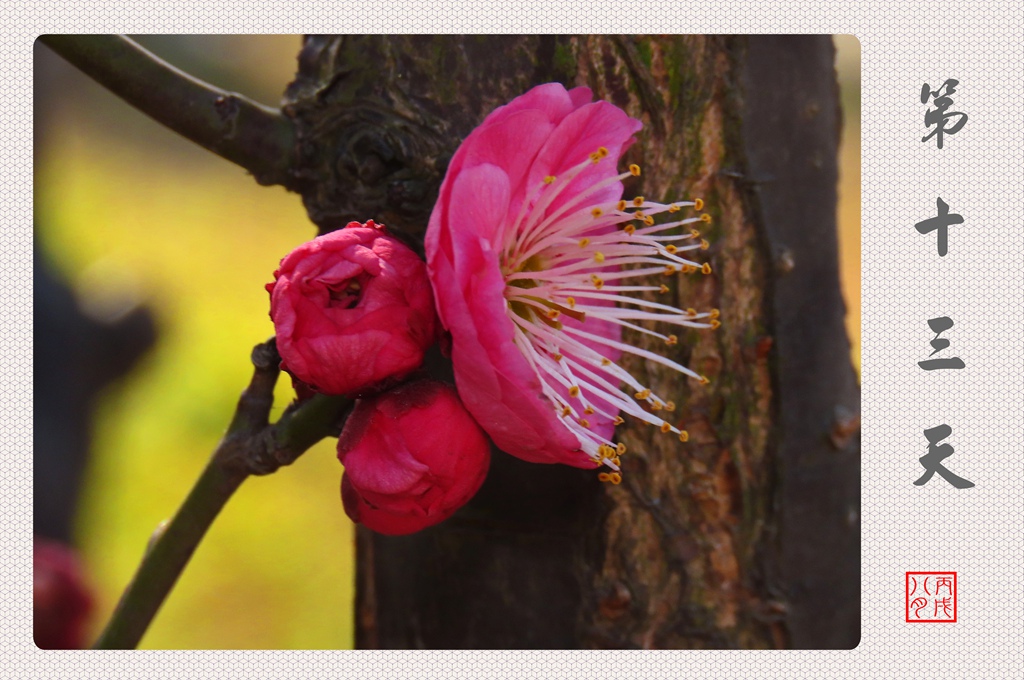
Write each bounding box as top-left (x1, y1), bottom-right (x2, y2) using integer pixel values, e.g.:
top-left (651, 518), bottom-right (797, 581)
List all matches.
top-left (34, 35), bottom-right (859, 650)
top-left (35, 35), bottom-right (355, 649)
top-left (835, 34), bottom-right (861, 372)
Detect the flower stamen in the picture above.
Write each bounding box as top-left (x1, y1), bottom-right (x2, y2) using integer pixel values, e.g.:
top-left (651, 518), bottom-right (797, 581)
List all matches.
top-left (493, 153), bottom-right (714, 475)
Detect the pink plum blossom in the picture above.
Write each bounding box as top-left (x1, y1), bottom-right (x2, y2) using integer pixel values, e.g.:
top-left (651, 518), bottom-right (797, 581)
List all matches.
top-left (338, 379), bottom-right (491, 535)
top-left (425, 83), bottom-right (716, 475)
top-left (268, 220), bottom-right (438, 397)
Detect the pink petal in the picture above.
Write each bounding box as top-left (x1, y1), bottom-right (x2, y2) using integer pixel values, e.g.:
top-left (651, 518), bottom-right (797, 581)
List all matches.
top-left (341, 414), bottom-right (430, 495)
top-left (528, 101), bottom-right (642, 216)
top-left (460, 110), bottom-right (554, 211)
top-left (446, 163), bottom-right (511, 247)
top-left (567, 86), bottom-right (594, 109)
top-left (475, 82), bottom-right (578, 131)
top-left (442, 236), bottom-right (588, 465)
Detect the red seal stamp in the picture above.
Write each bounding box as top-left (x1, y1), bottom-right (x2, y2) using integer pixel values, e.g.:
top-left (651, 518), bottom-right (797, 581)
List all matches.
top-left (905, 572), bottom-right (957, 622)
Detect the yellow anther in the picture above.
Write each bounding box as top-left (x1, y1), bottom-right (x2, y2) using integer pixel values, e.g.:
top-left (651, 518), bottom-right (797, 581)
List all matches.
top-left (544, 175), bottom-right (556, 184)
top-left (591, 207), bottom-right (604, 218)
top-left (633, 196), bottom-right (645, 207)
top-left (611, 456), bottom-right (621, 467)
top-left (634, 211), bottom-right (645, 219)
top-left (665, 401), bottom-right (676, 412)
top-left (686, 308), bottom-right (697, 317)
top-left (710, 319), bottom-right (721, 329)
top-left (624, 224), bottom-right (636, 235)
top-left (700, 213), bottom-right (712, 223)
top-left (616, 200), bottom-right (628, 211)
top-left (699, 375), bottom-right (711, 385)
top-left (579, 237), bottom-right (591, 247)
top-left (700, 239), bottom-right (710, 250)
top-left (584, 406), bottom-right (595, 415)
top-left (644, 215), bottom-right (655, 226)
top-left (659, 284), bottom-right (670, 294)
top-left (591, 275), bottom-right (605, 289)
top-left (710, 308), bottom-right (720, 319)
top-left (594, 251), bottom-right (606, 263)
top-left (545, 309), bottom-right (561, 320)
top-left (613, 415), bottom-right (625, 425)
top-left (609, 472), bottom-right (622, 485)
top-left (561, 406), bottom-right (572, 417)
top-left (579, 419), bottom-right (590, 428)
top-left (668, 204), bottom-right (681, 213)
top-left (694, 198), bottom-right (704, 211)
top-left (566, 297), bottom-right (576, 308)
top-left (663, 266), bottom-right (678, 276)
top-left (660, 422), bottom-right (673, 434)
top-left (589, 151), bottom-right (602, 163)
top-left (679, 430), bottom-right (690, 442)
top-left (701, 263), bottom-right (713, 275)
top-left (569, 386), bottom-right (581, 398)
top-left (553, 353), bottom-right (563, 362)
top-left (598, 472), bottom-right (612, 483)
top-left (665, 245), bottom-right (678, 254)
top-left (651, 401), bottom-right (663, 411)
top-left (629, 164), bottom-right (641, 176)
top-left (691, 229), bottom-right (701, 238)
top-left (666, 334), bottom-right (678, 346)
top-left (597, 146), bottom-right (609, 158)
top-left (681, 265), bottom-right (696, 274)
top-left (600, 358), bottom-right (611, 366)
top-left (634, 389), bottom-right (651, 400)
top-left (616, 443), bottom-right (626, 455)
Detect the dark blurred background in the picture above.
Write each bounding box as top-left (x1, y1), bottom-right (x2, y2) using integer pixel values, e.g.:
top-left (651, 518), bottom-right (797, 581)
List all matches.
top-left (33, 35), bottom-right (859, 649)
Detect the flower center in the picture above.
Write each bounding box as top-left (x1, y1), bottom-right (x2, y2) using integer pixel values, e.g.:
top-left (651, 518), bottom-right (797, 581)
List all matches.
top-left (500, 151), bottom-right (720, 477)
top-left (327, 274), bottom-right (370, 310)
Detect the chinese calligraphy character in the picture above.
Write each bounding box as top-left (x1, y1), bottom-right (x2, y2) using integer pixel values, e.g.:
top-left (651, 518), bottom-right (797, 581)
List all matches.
top-left (909, 596), bottom-right (928, 619)
top-left (933, 597), bottom-right (954, 619)
top-left (934, 576), bottom-right (954, 596)
top-left (921, 79), bottom-right (968, 148)
top-left (918, 316), bottom-right (965, 370)
top-left (915, 198), bottom-right (963, 257)
top-left (915, 425), bottom-right (974, 489)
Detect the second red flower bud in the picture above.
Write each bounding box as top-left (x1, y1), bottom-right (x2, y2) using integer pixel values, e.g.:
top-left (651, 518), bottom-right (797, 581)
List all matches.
top-left (337, 379), bottom-right (491, 535)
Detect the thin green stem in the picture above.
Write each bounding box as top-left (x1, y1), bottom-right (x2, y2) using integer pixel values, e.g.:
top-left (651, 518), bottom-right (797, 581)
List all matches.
top-left (39, 34), bottom-right (298, 189)
top-left (91, 450), bottom-right (246, 650)
top-left (92, 340), bottom-right (350, 649)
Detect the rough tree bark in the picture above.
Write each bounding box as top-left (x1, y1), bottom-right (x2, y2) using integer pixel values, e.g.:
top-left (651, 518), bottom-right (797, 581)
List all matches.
top-left (281, 35), bottom-right (859, 649)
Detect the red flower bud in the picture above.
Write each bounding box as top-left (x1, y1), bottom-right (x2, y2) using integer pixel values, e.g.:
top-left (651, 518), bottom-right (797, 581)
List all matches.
top-left (268, 221), bottom-right (438, 396)
top-left (338, 379), bottom-right (490, 535)
top-left (34, 538), bottom-right (94, 649)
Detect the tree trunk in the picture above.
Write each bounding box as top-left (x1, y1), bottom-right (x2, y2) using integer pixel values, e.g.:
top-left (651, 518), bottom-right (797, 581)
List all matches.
top-left (281, 35), bottom-right (859, 649)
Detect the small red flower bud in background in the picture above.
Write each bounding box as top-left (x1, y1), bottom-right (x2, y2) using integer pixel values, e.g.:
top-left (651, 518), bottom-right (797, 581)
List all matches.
top-left (34, 538), bottom-right (94, 650)
top-left (338, 379), bottom-right (491, 535)
top-left (267, 220), bottom-right (438, 397)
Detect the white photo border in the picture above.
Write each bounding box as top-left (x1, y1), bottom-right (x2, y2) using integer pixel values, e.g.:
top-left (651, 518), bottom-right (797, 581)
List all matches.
top-left (8, 1), bottom-right (1023, 677)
